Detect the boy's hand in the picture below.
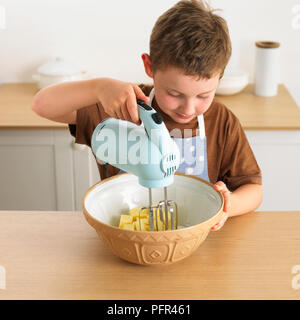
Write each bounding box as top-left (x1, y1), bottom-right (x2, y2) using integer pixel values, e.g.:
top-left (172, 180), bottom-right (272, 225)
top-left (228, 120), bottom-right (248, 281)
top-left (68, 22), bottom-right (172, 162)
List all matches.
top-left (211, 181), bottom-right (230, 231)
top-left (97, 78), bottom-right (150, 125)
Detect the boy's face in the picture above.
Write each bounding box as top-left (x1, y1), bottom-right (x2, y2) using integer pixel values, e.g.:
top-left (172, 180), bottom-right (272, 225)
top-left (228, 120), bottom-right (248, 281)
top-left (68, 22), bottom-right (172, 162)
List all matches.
top-left (142, 54), bottom-right (220, 124)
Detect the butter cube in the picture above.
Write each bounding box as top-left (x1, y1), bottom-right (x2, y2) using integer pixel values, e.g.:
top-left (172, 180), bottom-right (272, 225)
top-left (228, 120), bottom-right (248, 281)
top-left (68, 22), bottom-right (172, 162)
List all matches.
top-left (152, 213), bottom-right (165, 231)
top-left (155, 210), bottom-right (176, 230)
top-left (119, 214), bottom-right (133, 228)
top-left (122, 223), bottom-right (135, 231)
top-left (135, 218), bottom-right (149, 231)
top-left (129, 207), bottom-right (148, 221)
top-left (142, 222), bottom-right (150, 231)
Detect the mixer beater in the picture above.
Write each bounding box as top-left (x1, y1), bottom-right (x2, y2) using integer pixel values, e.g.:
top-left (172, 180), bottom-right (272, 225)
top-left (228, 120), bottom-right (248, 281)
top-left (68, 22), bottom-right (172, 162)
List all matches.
top-left (137, 187), bottom-right (178, 231)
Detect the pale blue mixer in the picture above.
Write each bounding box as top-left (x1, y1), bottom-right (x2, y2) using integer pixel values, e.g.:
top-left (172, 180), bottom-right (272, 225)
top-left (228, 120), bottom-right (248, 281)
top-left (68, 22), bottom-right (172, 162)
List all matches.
top-left (91, 99), bottom-right (181, 231)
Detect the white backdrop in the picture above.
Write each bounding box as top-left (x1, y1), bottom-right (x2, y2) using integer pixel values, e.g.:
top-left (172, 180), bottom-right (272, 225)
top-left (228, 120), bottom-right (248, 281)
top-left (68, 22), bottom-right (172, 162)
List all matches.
top-left (0, 0), bottom-right (299, 106)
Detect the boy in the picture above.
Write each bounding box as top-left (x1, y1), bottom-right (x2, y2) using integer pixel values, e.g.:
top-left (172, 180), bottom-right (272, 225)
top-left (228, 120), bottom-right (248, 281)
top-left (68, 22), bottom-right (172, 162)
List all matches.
top-left (32, 0), bottom-right (263, 231)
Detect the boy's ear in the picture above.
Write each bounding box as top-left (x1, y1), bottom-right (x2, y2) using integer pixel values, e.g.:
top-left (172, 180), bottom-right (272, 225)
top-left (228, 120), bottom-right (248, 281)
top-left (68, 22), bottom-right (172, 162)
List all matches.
top-left (141, 53), bottom-right (153, 78)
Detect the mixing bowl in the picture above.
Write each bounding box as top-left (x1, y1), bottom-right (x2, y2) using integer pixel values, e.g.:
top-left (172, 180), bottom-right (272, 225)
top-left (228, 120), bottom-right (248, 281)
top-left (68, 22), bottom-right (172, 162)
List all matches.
top-left (83, 172), bottom-right (224, 266)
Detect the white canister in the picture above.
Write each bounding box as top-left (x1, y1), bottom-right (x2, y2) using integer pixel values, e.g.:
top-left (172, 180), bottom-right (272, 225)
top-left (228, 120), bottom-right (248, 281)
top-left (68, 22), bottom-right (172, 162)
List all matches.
top-left (254, 41), bottom-right (280, 97)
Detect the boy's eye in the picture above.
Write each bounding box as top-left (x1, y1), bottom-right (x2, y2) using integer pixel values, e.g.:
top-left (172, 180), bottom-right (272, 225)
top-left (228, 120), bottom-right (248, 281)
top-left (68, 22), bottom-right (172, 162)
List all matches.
top-left (168, 92), bottom-right (180, 97)
top-left (198, 96), bottom-right (209, 99)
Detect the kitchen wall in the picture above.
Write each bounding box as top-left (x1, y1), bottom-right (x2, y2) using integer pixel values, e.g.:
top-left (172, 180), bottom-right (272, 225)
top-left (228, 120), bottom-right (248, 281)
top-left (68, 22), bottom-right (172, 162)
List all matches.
top-left (0, 0), bottom-right (299, 106)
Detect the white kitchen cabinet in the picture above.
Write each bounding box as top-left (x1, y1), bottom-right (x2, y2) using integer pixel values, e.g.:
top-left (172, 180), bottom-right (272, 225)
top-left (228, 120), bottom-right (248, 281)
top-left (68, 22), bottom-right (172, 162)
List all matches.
top-left (71, 139), bottom-right (100, 210)
top-left (0, 129), bottom-right (99, 211)
top-left (246, 130), bottom-right (300, 211)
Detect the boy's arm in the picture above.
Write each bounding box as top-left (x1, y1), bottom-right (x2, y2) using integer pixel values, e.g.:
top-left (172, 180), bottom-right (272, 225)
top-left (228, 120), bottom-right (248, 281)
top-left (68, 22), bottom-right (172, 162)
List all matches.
top-left (31, 78), bottom-right (149, 125)
top-left (225, 183), bottom-right (262, 217)
top-left (31, 79), bottom-right (103, 124)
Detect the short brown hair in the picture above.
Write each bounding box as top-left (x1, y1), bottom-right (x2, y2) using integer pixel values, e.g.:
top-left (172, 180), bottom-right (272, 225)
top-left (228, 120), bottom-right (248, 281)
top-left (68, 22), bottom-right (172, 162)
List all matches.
top-left (150, 0), bottom-right (231, 78)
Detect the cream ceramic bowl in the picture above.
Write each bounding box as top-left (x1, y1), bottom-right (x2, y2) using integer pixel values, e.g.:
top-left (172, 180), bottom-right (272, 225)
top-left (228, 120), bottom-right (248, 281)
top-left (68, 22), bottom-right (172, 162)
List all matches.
top-left (83, 172), bottom-right (223, 266)
top-left (216, 70), bottom-right (249, 96)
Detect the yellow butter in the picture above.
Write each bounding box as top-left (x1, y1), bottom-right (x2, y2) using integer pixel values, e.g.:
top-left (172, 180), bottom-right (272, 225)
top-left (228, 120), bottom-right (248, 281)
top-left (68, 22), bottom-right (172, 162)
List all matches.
top-left (135, 218), bottom-right (149, 231)
top-left (119, 214), bottom-right (133, 228)
top-left (122, 223), bottom-right (135, 231)
top-left (129, 207), bottom-right (148, 221)
top-left (119, 206), bottom-right (176, 231)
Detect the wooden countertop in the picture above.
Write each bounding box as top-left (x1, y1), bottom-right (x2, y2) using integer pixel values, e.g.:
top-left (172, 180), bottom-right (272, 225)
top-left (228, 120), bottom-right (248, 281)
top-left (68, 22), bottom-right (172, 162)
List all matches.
top-left (215, 84), bottom-right (300, 130)
top-left (0, 83), bottom-right (300, 130)
top-left (0, 210), bottom-right (299, 300)
top-left (0, 83), bottom-right (66, 129)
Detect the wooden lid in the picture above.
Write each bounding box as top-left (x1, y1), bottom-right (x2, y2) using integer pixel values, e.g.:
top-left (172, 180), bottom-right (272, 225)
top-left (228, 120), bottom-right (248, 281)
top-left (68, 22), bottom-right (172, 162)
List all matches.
top-left (255, 41), bottom-right (280, 49)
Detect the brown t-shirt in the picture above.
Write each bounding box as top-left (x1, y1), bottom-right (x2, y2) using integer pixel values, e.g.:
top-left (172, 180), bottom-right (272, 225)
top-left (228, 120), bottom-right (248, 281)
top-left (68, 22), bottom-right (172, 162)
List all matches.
top-left (68, 84), bottom-right (262, 191)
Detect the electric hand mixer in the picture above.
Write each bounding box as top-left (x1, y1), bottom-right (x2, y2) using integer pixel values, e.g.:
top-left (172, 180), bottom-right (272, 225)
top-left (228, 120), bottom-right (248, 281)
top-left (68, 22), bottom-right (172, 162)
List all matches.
top-left (91, 99), bottom-right (181, 231)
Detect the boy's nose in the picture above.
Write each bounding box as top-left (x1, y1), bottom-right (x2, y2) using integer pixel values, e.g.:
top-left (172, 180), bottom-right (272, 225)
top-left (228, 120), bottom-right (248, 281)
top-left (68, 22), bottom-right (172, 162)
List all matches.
top-left (180, 100), bottom-right (195, 116)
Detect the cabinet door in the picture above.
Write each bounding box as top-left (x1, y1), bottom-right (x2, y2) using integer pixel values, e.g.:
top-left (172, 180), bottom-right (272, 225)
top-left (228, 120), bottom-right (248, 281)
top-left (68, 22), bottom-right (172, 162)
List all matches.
top-left (0, 129), bottom-right (75, 211)
top-left (246, 130), bottom-right (300, 211)
top-left (71, 141), bottom-right (100, 211)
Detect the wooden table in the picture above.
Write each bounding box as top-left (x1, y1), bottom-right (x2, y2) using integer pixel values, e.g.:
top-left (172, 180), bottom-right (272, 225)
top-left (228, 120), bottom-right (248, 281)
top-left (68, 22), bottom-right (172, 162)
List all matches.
top-left (0, 210), bottom-right (299, 300)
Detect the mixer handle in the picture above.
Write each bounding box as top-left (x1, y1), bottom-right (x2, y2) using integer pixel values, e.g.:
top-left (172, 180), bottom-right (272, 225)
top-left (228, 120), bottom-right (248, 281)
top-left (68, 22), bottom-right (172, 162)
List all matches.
top-left (137, 99), bottom-right (163, 126)
top-left (136, 99), bottom-right (171, 153)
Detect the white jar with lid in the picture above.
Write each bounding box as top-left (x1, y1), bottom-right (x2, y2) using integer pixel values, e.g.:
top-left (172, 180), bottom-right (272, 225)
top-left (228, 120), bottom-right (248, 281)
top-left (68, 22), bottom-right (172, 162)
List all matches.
top-left (254, 41), bottom-right (280, 97)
